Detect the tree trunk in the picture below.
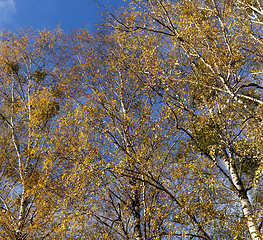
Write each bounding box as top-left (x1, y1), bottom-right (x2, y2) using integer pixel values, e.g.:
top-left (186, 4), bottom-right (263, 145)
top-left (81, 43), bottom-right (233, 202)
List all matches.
top-left (133, 187), bottom-right (143, 240)
top-left (223, 150), bottom-right (261, 240)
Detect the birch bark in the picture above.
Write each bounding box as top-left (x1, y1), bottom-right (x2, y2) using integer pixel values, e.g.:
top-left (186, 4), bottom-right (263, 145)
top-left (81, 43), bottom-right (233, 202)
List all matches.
top-left (222, 150), bottom-right (261, 240)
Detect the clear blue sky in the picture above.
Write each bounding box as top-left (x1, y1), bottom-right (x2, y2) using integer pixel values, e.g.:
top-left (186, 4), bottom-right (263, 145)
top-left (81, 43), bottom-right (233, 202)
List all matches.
top-left (0, 0), bottom-right (126, 33)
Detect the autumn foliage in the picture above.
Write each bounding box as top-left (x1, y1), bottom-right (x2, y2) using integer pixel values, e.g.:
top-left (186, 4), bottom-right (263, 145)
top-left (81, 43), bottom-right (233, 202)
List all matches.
top-left (0, 0), bottom-right (263, 239)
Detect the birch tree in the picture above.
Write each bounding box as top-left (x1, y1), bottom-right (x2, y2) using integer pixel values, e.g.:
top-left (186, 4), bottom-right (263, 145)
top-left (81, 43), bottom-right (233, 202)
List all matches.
top-left (62, 9), bottom-right (262, 237)
top-left (56, 28), bottom-right (181, 239)
top-left (0, 28), bottom-right (71, 239)
top-left (100, 0), bottom-right (263, 239)
top-left (1, 1), bottom-right (263, 238)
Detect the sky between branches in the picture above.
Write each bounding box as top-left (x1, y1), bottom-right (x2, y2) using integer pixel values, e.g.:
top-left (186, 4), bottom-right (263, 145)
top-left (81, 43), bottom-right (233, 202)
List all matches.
top-left (0, 0), bottom-right (125, 32)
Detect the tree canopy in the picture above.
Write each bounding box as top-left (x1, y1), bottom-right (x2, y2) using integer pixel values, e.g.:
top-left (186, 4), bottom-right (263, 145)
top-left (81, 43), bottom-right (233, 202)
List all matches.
top-left (0, 0), bottom-right (263, 239)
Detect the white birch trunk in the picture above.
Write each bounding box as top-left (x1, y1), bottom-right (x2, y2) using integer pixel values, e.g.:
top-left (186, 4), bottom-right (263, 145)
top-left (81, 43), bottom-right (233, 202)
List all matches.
top-left (223, 151), bottom-right (261, 240)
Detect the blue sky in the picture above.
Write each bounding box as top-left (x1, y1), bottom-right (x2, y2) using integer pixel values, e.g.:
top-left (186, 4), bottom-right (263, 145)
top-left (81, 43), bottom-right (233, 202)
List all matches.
top-left (0, 0), bottom-right (126, 33)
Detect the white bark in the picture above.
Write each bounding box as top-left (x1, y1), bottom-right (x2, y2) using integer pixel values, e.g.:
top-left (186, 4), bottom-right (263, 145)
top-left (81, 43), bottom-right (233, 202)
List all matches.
top-left (223, 150), bottom-right (261, 240)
